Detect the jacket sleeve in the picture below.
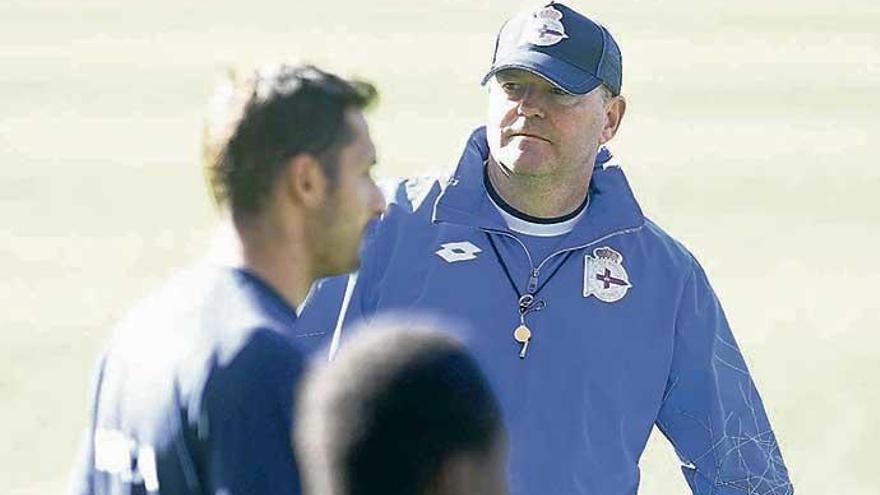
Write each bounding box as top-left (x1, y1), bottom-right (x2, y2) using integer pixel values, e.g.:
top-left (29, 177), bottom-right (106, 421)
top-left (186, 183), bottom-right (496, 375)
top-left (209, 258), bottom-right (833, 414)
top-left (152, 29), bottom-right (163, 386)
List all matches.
top-left (656, 260), bottom-right (793, 495)
top-left (296, 261), bottom-right (378, 363)
top-left (68, 355), bottom-right (107, 495)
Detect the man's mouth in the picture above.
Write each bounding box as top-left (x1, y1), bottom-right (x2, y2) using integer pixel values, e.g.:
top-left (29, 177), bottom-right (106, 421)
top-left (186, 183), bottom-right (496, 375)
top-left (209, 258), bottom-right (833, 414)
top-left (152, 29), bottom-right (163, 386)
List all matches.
top-left (508, 132), bottom-right (550, 143)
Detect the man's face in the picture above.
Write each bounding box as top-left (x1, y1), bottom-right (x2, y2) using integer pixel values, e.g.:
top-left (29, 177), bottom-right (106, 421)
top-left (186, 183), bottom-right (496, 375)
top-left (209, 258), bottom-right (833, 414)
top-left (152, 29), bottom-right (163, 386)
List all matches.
top-left (313, 109), bottom-right (385, 277)
top-left (486, 69), bottom-right (609, 178)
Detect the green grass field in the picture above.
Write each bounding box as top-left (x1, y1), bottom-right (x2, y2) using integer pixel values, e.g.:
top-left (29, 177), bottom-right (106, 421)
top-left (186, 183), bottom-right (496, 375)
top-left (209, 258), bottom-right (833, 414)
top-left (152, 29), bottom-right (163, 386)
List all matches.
top-left (2, 0), bottom-right (878, 492)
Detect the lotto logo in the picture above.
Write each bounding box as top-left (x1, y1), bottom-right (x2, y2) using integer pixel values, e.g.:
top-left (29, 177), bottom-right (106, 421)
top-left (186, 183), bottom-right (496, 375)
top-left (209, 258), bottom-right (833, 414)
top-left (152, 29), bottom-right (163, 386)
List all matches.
top-left (435, 241), bottom-right (482, 263)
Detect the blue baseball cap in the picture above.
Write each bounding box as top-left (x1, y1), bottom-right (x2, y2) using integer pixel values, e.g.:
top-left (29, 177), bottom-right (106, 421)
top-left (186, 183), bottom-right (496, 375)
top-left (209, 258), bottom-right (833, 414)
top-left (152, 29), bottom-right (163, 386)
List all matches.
top-left (481, 2), bottom-right (622, 96)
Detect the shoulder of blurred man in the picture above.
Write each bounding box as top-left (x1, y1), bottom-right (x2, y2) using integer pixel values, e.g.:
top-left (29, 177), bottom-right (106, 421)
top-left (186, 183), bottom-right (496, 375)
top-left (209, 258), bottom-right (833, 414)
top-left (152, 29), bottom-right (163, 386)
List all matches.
top-left (75, 261), bottom-right (323, 494)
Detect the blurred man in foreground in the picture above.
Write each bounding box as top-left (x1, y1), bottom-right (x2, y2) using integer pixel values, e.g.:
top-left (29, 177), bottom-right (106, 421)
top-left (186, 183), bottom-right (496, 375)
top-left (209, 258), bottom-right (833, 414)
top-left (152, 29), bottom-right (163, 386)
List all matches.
top-left (298, 3), bottom-right (793, 494)
top-left (295, 322), bottom-right (507, 495)
top-left (70, 64), bottom-right (385, 494)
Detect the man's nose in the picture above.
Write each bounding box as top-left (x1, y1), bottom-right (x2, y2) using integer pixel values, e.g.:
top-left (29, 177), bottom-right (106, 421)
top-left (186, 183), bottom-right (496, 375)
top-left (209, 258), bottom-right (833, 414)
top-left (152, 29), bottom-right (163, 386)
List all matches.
top-left (516, 86), bottom-right (545, 119)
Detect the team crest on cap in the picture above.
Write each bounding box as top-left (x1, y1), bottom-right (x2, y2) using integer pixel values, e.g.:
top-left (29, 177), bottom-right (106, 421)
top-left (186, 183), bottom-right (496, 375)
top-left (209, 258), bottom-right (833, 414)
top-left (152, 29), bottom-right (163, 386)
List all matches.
top-left (583, 247), bottom-right (631, 302)
top-left (520, 5), bottom-right (569, 46)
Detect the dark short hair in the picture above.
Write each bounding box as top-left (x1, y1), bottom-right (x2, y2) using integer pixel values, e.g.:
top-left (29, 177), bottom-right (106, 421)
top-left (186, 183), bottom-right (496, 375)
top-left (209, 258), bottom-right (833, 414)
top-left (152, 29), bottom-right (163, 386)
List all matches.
top-left (295, 322), bottom-right (502, 495)
top-left (203, 64), bottom-right (377, 219)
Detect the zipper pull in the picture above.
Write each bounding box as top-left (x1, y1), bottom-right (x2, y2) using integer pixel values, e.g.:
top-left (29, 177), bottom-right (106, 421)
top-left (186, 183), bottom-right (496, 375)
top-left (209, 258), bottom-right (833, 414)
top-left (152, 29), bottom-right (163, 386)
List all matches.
top-left (527, 268), bottom-right (539, 294)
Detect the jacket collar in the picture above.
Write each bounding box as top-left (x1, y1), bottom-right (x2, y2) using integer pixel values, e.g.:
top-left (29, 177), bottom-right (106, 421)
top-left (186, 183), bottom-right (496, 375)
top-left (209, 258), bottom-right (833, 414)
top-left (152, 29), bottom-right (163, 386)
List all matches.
top-left (433, 127), bottom-right (645, 248)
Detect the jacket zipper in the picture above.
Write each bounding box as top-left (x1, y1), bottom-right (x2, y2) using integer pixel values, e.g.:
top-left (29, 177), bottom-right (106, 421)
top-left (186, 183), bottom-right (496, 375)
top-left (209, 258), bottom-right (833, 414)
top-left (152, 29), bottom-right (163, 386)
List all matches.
top-left (480, 225), bottom-right (644, 292)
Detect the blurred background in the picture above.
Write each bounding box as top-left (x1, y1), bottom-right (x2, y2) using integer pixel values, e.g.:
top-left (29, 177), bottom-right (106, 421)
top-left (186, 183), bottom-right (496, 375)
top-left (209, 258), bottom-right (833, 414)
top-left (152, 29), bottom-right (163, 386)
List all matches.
top-left (2, 0), bottom-right (877, 493)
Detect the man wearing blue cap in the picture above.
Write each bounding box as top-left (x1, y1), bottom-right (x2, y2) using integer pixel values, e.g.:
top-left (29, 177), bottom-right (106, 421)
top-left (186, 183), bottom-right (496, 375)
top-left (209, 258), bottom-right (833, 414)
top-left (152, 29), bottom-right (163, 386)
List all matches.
top-left (298, 3), bottom-right (793, 494)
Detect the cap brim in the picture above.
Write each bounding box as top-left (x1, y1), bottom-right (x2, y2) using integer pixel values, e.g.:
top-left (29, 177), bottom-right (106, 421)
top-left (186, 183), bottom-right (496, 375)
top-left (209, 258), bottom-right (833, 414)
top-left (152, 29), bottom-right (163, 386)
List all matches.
top-left (481, 50), bottom-right (601, 95)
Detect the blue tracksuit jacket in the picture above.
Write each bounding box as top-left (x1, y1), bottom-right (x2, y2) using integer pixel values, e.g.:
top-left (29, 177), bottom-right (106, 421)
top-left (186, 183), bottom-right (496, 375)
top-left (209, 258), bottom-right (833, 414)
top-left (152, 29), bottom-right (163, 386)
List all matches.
top-left (297, 127), bottom-right (793, 495)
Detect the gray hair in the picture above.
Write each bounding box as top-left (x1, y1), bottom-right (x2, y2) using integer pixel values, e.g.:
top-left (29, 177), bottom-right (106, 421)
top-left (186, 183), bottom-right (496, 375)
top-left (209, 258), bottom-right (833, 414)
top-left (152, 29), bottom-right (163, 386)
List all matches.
top-left (597, 83), bottom-right (614, 106)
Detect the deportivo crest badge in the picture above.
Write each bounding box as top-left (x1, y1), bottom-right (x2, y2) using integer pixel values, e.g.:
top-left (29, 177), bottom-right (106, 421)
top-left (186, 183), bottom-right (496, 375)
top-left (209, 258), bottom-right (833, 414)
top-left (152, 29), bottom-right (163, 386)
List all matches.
top-left (520, 5), bottom-right (569, 46)
top-left (583, 247), bottom-right (631, 303)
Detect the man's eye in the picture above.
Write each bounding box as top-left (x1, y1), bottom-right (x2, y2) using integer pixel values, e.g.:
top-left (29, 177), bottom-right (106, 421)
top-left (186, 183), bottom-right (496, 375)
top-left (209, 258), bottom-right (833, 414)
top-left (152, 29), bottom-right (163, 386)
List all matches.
top-left (550, 88), bottom-right (580, 106)
top-left (501, 82), bottom-right (521, 92)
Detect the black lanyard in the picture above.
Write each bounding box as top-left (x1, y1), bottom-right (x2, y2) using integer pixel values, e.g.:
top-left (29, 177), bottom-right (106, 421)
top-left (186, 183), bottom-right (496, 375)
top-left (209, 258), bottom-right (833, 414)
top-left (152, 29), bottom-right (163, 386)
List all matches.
top-left (485, 232), bottom-right (576, 358)
top-left (484, 232), bottom-right (575, 312)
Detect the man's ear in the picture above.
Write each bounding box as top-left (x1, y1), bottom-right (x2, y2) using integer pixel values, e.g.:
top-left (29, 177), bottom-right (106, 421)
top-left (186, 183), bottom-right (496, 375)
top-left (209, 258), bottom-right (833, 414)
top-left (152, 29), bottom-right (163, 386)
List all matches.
top-left (599, 95), bottom-right (626, 145)
top-left (284, 154), bottom-right (329, 209)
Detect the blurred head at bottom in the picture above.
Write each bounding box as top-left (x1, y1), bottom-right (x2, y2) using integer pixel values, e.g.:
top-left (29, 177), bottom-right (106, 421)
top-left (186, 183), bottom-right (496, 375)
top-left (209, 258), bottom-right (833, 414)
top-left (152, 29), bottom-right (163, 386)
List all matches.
top-left (295, 320), bottom-right (507, 495)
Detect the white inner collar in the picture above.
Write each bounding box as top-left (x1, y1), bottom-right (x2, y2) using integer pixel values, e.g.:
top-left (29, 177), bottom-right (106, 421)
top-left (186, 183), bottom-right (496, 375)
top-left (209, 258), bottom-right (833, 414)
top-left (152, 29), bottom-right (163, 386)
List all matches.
top-left (487, 192), bottom-right (588, 237)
